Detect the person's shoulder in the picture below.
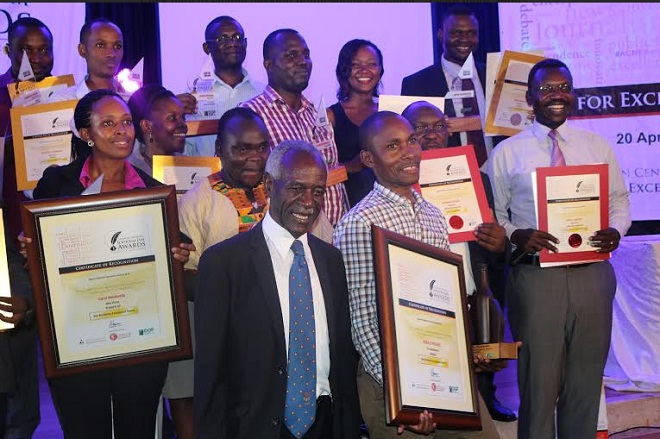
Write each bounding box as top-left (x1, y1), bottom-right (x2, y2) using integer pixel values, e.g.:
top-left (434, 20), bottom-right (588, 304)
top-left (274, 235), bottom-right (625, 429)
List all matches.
top-left (335, 191), bottom-right (380, 229)
top-left (33, 159), bottom-right (84, 199)
top-left (133, 166), bottom-right (162, 188)
top-left (402, 64), bottom-right (441, 82)
top-left (308, 233), bottom-right (342, 258)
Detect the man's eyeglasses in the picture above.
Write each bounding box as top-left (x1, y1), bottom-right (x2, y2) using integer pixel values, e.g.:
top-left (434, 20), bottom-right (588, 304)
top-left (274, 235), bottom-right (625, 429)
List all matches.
top-left (413, 124), bottom-right (448, 136)
top-left (207, 34), bottom-right (247, 47)
top-left (536, 83), bottom-right (572, 95)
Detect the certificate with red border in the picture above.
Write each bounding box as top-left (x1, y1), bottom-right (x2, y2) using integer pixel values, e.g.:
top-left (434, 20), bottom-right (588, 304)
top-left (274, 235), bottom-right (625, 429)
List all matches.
top-left (536, 164), bottom-right (609, 267)
top-left (414, 145), bottom-right (493, 243)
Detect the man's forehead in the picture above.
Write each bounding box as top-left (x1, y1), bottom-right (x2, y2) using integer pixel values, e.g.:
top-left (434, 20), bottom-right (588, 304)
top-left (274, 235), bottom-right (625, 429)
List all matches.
top-left (214, 20), bottom-right (243, 34)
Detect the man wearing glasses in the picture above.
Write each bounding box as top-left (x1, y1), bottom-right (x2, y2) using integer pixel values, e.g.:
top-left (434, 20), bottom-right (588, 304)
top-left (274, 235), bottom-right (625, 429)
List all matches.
top-left (486, 58), bottom-right (630, 439)
top-left (185, 16), bottom-right (265, 157)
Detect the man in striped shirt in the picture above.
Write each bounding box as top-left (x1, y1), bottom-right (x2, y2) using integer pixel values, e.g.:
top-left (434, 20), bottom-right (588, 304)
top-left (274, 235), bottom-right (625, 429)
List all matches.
top-left (240, 28), bottom-right (348, 226)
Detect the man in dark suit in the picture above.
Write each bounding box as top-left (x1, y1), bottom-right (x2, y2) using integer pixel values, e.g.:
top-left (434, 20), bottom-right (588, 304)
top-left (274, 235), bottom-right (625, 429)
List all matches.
top-left (401, 101), bottom-right (517, 423)
top-left (194, 140), bottom-right (361, 439)
top-left (400, 5), bottom-right (492, 164)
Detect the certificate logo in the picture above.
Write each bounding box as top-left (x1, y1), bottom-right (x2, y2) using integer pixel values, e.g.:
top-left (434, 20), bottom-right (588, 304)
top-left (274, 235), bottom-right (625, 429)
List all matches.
top-left (575, 180), bottom-right (596, 194)
top-left (51, 116), bottom-right (69, 129)
top-left (105, 230), bottom-right (148, 252)
top-left (445, 163), bottom-right (467, 177)
top-left (449, 385), bottom-right (460, 394)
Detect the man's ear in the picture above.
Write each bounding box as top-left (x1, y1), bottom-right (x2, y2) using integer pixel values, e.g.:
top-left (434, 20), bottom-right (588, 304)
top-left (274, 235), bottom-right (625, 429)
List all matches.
top-left (214, 138), bottom-right (223, 159)
top-left (525, 89), bottom-right (533, 107)
top-left (263, 58), bottom-right (271, 72)
top-left (360, 149), bottom-right (374, 169)
top-left (202, 42), bottom-right (210, 55)
top-left (3, 44), bottom-right (9, 56)
top-left (263, 172), bottom-right (273, 196)
top-left (436, 27), bottom-right (444, 44)
top-left (77, 43), bottom-right (86, 59)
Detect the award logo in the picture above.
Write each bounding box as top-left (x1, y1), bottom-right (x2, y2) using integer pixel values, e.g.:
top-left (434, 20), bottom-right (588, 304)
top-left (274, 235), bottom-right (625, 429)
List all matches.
top-left (105, 230), bottom-right (148, 252)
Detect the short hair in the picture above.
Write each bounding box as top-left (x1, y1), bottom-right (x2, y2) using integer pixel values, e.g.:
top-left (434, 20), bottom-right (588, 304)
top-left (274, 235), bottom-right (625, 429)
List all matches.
top-left (204, 16), bottom-right (240, 41)
top-left (263, 28), bottom-right (299, 60)
top-left (7, 17), bottom-right (52, 43)
top-left (527, 58), bottom-right (572, 89)
top-left (265, 140), bottom-right (325, 180)
top-left (80, 18), bottom-right (120, 45)
top-left (401, 100), bottom-right (444, 121)
top-left (359, 111), bottom-right (402, 152)
top-left (127, 84), bottom-right (177, 144)
top-left (215, 107), bottom-right (265, 149)
top-left (72, 89), bottom-right (123, 161)
top-left (335, 39), bottom-right (384, 102)
top-left (441, 5), bottom-right (477, 25)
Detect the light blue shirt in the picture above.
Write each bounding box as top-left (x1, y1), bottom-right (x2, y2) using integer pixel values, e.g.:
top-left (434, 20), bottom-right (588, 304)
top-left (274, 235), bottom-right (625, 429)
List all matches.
top-left (184, 69), bottom-right (264, 157)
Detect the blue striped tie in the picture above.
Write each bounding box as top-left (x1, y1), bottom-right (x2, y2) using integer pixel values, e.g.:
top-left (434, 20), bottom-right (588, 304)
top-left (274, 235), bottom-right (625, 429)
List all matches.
top-left (284, 240), bottom-right (316, 438)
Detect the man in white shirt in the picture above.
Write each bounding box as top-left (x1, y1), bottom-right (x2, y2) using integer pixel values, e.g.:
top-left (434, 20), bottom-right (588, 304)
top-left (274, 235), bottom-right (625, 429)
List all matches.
top-left (486, 58), bottom-right (631, 439)
top-left (184, 16), bottom-right (264, 157)
top-left (194, 140), bottom-right (360, 439)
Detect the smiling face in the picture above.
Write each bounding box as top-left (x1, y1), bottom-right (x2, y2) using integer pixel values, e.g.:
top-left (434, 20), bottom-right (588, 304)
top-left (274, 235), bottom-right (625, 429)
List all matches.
top-left (8, 25), bottom-right (53, 81)
top-left (526, 66), bottom-right (575, 129)
top-left (264, 32), bottom-right (312, 95)
top-left (81, 96), bottom-right (135, 161)
top-left (348, 45), bottom-right (382, 95)
top-left (217, 116), bottom-right (270, 189)
top-left (439, 14), bottom-right (479, 65)
top-left (204, 18), bottom-right (247, 71)
top-left (143, 96), bottom-right (188, 155)
top-left (265, 149), bottom-right (327, 238)
top-left (361, 114), bottom-right (422, 199)
top-left (79, 22), bottom-right (123, 79)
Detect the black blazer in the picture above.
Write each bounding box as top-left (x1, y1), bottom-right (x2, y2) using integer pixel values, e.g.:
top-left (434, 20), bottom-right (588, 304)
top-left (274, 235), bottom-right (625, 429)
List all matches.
top-left (33, 156), bottom-right (163, 199)
top-left (194, 222), bottom-right (361, 439)
top-left (401, 62), bottom-right (489, 147)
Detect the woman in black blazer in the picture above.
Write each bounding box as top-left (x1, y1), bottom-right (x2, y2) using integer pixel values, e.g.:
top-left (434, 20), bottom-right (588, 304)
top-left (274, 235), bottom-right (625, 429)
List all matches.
top-left (30, 89), bottom-right (193, 439)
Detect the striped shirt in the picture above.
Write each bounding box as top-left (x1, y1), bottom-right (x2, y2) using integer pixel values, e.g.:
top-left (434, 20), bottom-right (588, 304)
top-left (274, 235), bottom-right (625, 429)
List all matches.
top-left (333, 182), bottom-right (450, 385)
top-left (239, 85), bottom-right (348, 226)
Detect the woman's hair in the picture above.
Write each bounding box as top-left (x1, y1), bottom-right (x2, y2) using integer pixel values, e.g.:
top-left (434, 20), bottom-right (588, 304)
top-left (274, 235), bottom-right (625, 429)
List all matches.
top-left (127, 84), bottom-right (177, 144)
top-left (71, 89), bottom-right (123, 161)
top-left (335, 39), bottom-right (384, 102)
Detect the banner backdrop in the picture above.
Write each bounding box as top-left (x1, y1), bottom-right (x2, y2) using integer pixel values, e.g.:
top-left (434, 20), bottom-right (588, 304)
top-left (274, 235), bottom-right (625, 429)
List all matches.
top-left (0, 3), bottom-right (86, 83)
top-left (499, 3), bottom-right (660, 221)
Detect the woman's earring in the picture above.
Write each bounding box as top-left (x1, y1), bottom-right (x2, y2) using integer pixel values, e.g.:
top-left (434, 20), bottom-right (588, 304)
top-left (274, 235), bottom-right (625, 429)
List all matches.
top-left (87, 140), bottom-right (94, 147)
top-left (148, 131), bottom-right (154, 143)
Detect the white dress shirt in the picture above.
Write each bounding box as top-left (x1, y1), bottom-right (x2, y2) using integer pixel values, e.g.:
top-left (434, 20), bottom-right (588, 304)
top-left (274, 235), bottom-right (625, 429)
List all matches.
top-left (261, 212), bottom-right (331, 398)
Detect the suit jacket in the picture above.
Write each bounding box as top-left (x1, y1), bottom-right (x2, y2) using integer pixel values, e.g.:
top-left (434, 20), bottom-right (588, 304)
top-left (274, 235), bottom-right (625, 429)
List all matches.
top-left (399, 61), bottom-right (515, 154)
top-left (194, 222), bottom-right (361, 439)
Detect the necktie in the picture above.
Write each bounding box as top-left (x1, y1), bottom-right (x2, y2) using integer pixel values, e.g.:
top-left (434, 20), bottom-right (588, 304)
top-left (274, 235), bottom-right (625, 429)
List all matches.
top-left (548, 130), bottom-right (566, 167)
top-left (284, 240), bottom-right (316, 438)
top-left (460, 78), bottom-right (488, 168)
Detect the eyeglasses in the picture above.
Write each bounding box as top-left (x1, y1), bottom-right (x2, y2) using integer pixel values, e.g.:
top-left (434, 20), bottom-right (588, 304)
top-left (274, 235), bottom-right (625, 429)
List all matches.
top-left (536, 83), bottom-right (572, 95)
top-left (413, 123), bottom-right (448, 136)
top-left (206, 34), bottom-right (247, 47)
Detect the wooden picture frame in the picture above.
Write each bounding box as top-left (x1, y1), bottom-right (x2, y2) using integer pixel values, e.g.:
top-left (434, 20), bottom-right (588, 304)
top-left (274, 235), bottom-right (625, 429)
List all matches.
top-left (20, 186), bottom-right (192, 378)
top-left (371, 225), bottom-right (481, 429)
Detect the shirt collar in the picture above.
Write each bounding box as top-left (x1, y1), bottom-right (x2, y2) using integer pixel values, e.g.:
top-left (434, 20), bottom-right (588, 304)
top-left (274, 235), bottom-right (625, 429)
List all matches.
top-left (79, 157), bottom-right (147, 190)
top-left (212, 67), bottom-right (252, 88)
top-left (531, 119), bottom-right (569, 143)
top-left (373, 181), bottom-right (426, 208)
top-left (261, 211), bottom-right (309, 260)
top-left (262, 85), bottom-right (313, 110)
top-left (441, 54), bottom-right (463, 79)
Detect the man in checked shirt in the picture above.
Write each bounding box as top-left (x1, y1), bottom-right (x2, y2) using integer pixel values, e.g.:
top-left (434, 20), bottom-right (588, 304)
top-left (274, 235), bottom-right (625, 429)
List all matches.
top-left (333, 111), bottom-right (501, 438)
top-left (240, 28), bottom-right (349, 226)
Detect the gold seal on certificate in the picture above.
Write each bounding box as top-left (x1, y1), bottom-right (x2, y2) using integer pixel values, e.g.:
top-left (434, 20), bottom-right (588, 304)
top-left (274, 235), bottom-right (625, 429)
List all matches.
top-left (416, 145), bottom-right (493, 243)
top-left (372, 225), bottom-right (481, 430)
top-left (534, 164), bottom-right (610, 267)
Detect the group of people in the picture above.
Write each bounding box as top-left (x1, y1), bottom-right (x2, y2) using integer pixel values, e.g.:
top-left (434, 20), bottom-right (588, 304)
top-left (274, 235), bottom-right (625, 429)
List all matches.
top-left (0, 4), bottom-right (630, 439)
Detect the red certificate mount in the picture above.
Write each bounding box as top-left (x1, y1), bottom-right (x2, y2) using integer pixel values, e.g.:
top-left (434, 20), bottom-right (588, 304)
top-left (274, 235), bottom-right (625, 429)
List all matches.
top-left (414, 145), bottom-right (494, 243)
top-left (536, 164), bottom-right (610, 266)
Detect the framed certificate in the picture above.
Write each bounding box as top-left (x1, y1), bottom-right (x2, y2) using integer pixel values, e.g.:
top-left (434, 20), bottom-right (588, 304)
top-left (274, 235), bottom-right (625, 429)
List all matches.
top-left (485, 51), bottom-right (546, 137)
top-left (415, 145), bottom-right (494, 243)
top-left (20, 186), bottom-right (192, 378)
top-left (0, 209), bottom-right (14, 331)
top-left (535, 164), bottom-right (610, 267)
top-left (10, 99), bottom-right (78, 191)
top-left (372, 225), bottom-right (480, 429)
top-left (152, 155), bottom-right (221, 195)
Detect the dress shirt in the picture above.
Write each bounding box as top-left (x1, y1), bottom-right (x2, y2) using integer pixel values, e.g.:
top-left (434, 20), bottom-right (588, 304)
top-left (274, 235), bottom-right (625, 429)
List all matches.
top-left (79, 157), bottom-right (146, 190)
top-left (441, 55), bottom-right (493, 158)
top-left (333, 182), bottom-right (450, 385)
top-left (485, 119), bottom-right (631, 240)
top-left (184, 69), bottom-right (264, 157)
top-left (261, 212), bottom-right (331, 398)
top-left (240, 85), bottom-right (348, 226)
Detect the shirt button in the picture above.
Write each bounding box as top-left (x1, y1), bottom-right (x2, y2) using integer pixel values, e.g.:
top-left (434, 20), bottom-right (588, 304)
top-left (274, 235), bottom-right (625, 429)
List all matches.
top-left (276, 367), bottom-right (285, 375)
top-left (271, 417), bottom-right (280, 427)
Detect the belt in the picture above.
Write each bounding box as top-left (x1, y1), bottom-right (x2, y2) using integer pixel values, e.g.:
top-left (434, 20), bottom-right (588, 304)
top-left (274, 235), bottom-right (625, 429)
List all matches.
top-left (516, 253), bottom-right (594, 268)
